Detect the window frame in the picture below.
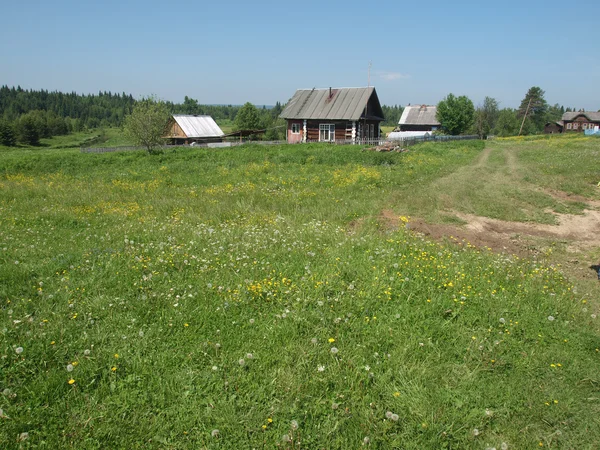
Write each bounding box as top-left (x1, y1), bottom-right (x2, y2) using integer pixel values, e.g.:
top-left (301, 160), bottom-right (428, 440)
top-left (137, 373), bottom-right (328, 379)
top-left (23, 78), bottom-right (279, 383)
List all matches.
top-left (291, 123), bottom-right (300, 134)
top-left (319, 123), bottom-right (335, 142)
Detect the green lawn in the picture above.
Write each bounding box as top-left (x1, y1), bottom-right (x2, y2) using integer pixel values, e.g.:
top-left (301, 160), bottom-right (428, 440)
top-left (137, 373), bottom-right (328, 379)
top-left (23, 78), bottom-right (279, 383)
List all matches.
top-left (1, 137), bottom-right (599, 448)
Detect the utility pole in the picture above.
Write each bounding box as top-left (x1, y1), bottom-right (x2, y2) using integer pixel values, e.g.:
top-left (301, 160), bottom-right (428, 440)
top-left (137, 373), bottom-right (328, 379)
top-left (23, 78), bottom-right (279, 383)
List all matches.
top-left (518, 97), bottom-right (532, 136)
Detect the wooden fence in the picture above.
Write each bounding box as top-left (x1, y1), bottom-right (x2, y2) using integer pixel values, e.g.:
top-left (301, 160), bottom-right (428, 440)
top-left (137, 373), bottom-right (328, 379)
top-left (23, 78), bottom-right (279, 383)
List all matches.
top-left (81, 135), bottom-right (479, 153)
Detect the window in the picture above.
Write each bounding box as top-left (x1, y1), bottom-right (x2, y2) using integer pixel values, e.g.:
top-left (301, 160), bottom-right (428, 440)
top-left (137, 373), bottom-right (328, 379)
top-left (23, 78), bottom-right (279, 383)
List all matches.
top-left (573, 122), bottom-right (579, 130)
top-left (582, 123), bottom-right (588, 129)
top-left (566, 123), bottom-right (572, 130)
top-left (291, 123), bottom-right (300, 134)
top-left (370, 124), bottom-right (375, 139)
top-left (319, 124), bottom-right (335, 142)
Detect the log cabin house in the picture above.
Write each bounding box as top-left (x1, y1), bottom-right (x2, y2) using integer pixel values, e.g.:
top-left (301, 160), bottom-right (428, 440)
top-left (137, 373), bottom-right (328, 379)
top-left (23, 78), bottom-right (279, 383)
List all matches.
top-left (396, 105), bottom-right (440, 132)
top-left (164, 115), bottom-right (224, 145)
top-left (279, 87), bottom-right (384, 144)
top-left (561, 111), bottom-right (600, 132)
top-left (544, 121), bottom-right (564, 134)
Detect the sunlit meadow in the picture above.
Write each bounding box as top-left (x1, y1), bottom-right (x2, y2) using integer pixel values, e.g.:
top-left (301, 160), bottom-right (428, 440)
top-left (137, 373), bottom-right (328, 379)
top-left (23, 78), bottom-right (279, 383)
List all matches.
top-left (1, 139), bottom-right (600, 448)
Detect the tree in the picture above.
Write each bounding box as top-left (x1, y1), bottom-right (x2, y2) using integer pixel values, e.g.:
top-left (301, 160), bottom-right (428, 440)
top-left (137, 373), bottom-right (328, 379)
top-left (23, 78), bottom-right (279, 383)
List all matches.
top-left (234, 102), bottom-right (260, 131)
top-left (517, 86), bottom-right (547, 134)
top-left (124, 96), bottom-right (170, 153)
top-left (473, 96), bottom-right (499, 138)
top-left (16, 114), bottom-right (40, 146)
top-left (0, 120), bottom-right (16, 146)
top-left (493, 109), bottom-right (520, 137)
top-left (436, 93), bottom-right (475, 135)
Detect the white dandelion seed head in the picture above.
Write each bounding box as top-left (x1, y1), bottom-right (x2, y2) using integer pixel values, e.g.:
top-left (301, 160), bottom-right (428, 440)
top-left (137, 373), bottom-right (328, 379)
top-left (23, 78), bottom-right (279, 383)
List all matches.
top-left (291, 419), bottom-right (299, 429)
top-left (311, 338), bottom-right (318, 344)
top-left (238, 358), bottom-right (245, 366)
top-left (364, 365), bottom-right (370, 371)
top-left (66, 364), bottom-right (74, 372)
top-left (548, 315), bottom-right (555, 321)
top-left (317, 301), bottom-right (324, 307)
top-left (501, 443), bottom-right (508, 450)
top-left (592, 314), bottom-right (597, 319)
top-left (332, 402), bottom-right (339, 410)
top-left (317, 365), bottom-right (325, 372)
top-left (282, 434), bottom-right (291, 442)
top-left (15, 347), bottom-right (23, 354)
top-left (472, 428), bottom-right (480, 436)
top-left (391, 413), bottom-right (399, 422)
top-left (138, 330), bottom-right (144, 337)
top-left (385, 411), bottom-right (393, 419)
top-left (246, 353), bottom-right (253, 360)
top-left (211, 429), bottom-right (219, 438)
top-left (363, 436), bottom-right (370, 445)
top-left (499, 317), bottom-right (506, 324)
top-left (84, 349), bottom-right (91, 356)
top-left (215, 343), bottom-right (221, 349)
top-left (330, 347), bottom-right (339, 354)
top-left (281, 313), bottom-right (287, 318)
top-left (18, 432), bottom-right (29, 441)
top-left (212, 366), bottom-right (218, 371)
top-left (485, 408), bottom-right (493, 416)
top-left (249, 318), bottom-right (255, 324)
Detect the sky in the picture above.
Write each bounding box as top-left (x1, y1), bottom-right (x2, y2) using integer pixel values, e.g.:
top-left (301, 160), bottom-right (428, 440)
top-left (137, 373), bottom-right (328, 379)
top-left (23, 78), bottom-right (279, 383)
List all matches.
top-left (1, 0), bottom-right (599, 110)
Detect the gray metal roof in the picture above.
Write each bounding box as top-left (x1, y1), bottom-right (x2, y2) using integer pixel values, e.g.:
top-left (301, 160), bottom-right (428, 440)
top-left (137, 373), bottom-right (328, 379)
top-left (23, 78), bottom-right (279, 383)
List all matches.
top-left (172, 115), bottom-right (224, 138)
top-left (562, 111), bottom-right (600, 121)
top-left (399, 105), bottom-right (440, 126)
top-left (280, 87), bottom-right (383, 121)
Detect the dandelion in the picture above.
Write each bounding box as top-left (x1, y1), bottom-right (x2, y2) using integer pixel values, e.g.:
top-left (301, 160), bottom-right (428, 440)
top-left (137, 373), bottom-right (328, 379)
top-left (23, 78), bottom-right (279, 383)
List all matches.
top-left (18, 432), bottom-right (29, 441)
top-left (328, 338), bottom-right (335, 343)
top-left (330, 347), bottom-right (339, 354)
top-left (84, 349), bottom-right (91, 356)
top-left (282, 434), bottom-right (291, 442)
top-left (332, 402), bottom-right (339, 410)
top-left (114, 353), bottom-right (119, 359)
top-left (501, 443), bottom-right (508, 450)
top-left (473, 428), bottom-right (480, 436)
top-left (211, 429), bottom-right (220, 438)
top-left (317, 365), bottom-right (325, 372)
top-left (215, 343), bottom-right (221, 349)
top-left (291, 419), bottom-right (299, 429)
top-left (393, 391), bottom-right (401, 397)
top-left (391, 413), bottom-right (399, 422)
top-left (68, 379), bottom-right (75, 385)
top-left (66, 364), bottom-right (74, 372)
top-left (499, 317), bottom-right (506, 324)
top-left (15, 347), bottom-right (23, 355)
top-left (212, 366), bottom-right (218, 371)
top-left (246, 353), bottom-right (254, 360)
top-left (363, 436), bottom-right (370, 445)
top-left (547, 315), bottom-right (555, 321)
top-left (385, 411), bottom-right (393, 419)
top-left (238, 358), bottom-right (245, 366)
top-left (485, 408), bottom-right (493, 417)
top-left (111, 366), bottom-right (117, 372)
top-left (364, 365), bottom-right (370, 371)
top-left (249, 318), bottom-right (255, 324)
top-left (311, 338), bottom-right (318, 344)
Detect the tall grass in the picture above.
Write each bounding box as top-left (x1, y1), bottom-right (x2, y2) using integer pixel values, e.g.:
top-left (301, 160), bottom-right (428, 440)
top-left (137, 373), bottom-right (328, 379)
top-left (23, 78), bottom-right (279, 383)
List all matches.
top-left (1, 139), bottom-right (599, 448)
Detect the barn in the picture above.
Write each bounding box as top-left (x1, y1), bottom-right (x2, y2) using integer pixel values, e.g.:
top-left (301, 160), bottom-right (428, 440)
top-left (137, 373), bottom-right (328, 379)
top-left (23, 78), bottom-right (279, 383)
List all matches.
top-left (396, 105), bottom-right (440, 132)
top-left (165, 115), bottom-right (224, 145)
top-left (279, 87), bottom-right (384, 144)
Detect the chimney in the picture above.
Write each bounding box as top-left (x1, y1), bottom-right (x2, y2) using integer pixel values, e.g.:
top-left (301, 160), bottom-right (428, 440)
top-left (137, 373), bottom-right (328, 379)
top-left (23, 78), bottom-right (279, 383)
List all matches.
top-left (329, 87), bottom-right (332, 98)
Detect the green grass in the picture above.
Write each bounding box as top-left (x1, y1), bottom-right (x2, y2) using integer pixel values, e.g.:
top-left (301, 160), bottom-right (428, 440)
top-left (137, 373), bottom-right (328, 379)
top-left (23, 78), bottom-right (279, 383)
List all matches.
top-left (1, 138), bottom-right (600, 448)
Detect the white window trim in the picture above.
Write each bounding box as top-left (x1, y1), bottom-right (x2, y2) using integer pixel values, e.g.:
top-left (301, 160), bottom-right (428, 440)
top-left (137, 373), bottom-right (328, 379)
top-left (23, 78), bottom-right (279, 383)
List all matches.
top-left (319, 124), bottom-right (335, 142)
top-left (566, 123), bottom-right (572, 129)
top-left (291, 123), bottom-right (300, 134)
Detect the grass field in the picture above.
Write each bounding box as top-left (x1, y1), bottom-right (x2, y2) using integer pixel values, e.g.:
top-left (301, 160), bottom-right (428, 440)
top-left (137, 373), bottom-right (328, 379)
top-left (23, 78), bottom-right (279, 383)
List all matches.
top-left (1, 135), bottom-right (600, 448)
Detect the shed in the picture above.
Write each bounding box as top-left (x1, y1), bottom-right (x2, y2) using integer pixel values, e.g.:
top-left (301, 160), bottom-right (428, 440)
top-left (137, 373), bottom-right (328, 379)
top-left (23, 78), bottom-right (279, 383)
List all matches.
top-left (544, 121), bottom-right (563, 134)
top-left (397, 105), bottom-right (440, 132)
top-left (279, 87), bottom-right (384, 143)
top-left (165, 115), bottom-right (224, 144)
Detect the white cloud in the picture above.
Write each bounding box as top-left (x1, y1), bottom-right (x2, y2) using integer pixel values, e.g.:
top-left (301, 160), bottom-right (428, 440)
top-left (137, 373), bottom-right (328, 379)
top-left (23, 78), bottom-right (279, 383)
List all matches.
top-left (376, 71), bottom-right (410, 81)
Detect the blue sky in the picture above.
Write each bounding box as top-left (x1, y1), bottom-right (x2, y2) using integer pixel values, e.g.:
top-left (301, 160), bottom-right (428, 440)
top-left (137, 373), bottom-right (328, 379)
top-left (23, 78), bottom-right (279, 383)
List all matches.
top-left (1, 0), bottom-right (599, 110)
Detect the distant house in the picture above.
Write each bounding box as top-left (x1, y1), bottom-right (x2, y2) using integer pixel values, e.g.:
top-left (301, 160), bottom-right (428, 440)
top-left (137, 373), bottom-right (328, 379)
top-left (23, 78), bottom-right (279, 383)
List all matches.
top-left (544, 121), bottom-right (564, 134)
top-left (397, 105), bottom-right (440, 132)
top-left (165, 115), bottom-right (224, 145)
top-left (279, 87), bottom-right (384, 144)
top-left (561, 111), bottom-right (600, 132)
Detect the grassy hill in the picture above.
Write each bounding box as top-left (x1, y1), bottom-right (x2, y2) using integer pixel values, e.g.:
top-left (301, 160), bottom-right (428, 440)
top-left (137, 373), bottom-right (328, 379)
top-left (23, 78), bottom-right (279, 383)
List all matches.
top-left (1, 136), bottom-right (599, 448)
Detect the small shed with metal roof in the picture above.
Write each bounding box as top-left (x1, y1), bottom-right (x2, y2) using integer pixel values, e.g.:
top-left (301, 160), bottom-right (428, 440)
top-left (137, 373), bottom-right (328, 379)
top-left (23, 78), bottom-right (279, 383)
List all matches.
top-left (165, 115), bottom-right (224, 144)
top-left (397, 105), bottom-right (440, 132)
top-left (279, 87), bottom-right (384, 143)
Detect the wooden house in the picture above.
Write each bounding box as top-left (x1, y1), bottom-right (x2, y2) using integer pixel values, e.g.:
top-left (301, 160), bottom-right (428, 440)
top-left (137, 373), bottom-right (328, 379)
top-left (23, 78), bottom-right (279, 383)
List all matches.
top-left (544, 121), bottom-right (564, 134)
top-left (396, 105), bottom-right (440, 132)
top-left (279, 87), bottom-right (384, 144)
top-left (165, 115), bottom-right (224, 144)
top-left (561, 111), bottom-right (600, 132)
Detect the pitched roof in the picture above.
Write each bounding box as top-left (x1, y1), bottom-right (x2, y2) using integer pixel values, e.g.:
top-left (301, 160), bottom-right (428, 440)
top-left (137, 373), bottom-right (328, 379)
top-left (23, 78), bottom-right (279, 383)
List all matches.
top-left (280, 87), bottom-right (384, 121)
top-left (172, 115), bottom-right (224, 138)
top-left (399, 105), bottom-right (440, 126)
top-left (562, 111), bottom-right (600, 122)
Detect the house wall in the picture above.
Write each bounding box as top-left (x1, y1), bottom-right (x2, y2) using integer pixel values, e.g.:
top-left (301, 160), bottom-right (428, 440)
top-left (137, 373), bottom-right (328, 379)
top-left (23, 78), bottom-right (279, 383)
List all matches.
top-left (399, 124), bottom-right (438, 132)
top-left (544, 123), bottom-right (563, 134)
top-left (166, 121), bottom-right (187, 138)
top-left (563, 116), bottom-right (600, 132)
top-left (287, 120), bottom-right (303, 143)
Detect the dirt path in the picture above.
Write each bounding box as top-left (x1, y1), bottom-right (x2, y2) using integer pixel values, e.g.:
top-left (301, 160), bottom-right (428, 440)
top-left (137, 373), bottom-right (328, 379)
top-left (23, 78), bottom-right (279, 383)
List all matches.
top-left (380, 141), bottom-right (600, 288)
